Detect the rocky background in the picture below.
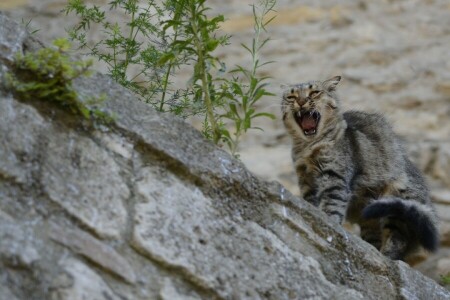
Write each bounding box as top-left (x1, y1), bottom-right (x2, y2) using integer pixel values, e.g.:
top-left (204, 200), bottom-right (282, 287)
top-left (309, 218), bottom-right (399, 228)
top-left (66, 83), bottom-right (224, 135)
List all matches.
top-left (1, 0), bottom-right (450, 287)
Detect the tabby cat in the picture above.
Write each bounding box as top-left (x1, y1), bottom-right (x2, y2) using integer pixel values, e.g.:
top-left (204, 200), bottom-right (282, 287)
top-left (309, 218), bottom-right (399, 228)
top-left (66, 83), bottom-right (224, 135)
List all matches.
top-left (281, 76), bottom-right (438, 260)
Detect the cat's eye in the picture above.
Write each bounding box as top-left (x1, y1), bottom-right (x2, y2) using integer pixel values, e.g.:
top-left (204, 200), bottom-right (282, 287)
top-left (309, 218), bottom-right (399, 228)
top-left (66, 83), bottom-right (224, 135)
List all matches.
top-left (309, 90), bottom-right (323, 99)
top-left (286, 95), bottom-right (297, 100)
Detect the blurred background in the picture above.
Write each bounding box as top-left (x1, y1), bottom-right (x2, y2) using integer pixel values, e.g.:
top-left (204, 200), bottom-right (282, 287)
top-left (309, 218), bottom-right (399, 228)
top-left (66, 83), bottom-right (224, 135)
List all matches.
top-left (2, 0), bottom-right (449, 285)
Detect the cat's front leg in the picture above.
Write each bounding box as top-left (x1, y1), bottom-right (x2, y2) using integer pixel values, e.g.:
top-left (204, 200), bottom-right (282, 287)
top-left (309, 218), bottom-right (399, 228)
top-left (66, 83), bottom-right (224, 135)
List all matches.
top-left (300, 184), bottom-right (320, 207)
top-left (319, 190), bottom-right (349, 224)
top-left (315, 170), bottom-right (350, 224)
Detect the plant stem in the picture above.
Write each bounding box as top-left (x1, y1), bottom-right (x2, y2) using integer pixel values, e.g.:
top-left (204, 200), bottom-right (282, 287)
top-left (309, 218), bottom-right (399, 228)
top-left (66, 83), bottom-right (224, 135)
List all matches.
top-left (160, 1), bottom-right (184, 112)
top-left (199, 45), bottom-right (219, 143)
top-left (189, 4), bottom-right (219, 143)
top-left (124, 5), bottom-right (136, 72)
top-left (159, 31), bottom-right (178, 112)
top-left (231, 131), bottom-right (241, 156)
top-left (159, 57), bottom-right (172, 112)
top-left (252, 6), bottom-right (261, 77)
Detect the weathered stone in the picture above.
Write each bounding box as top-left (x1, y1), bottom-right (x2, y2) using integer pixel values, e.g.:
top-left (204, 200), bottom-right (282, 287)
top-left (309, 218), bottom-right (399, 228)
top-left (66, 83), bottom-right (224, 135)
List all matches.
top-left (93, 131), bottom-right (134, 160)
top-left (0, 286), bottom-right (19, 300)
top-left (0, 13), bottom-right (27, 62)
top-left (397, 261), bottom-right (450, 300)
top-left (0, 215), bottom-right (40, 268)
top-left (41, 131), bottom-right (129, 239)
top-left (159, 278), bottom-right (202, 300)
top-left (0, 95), bottom-right (48, 185)
top-left (49, 224), bottom-right (136, 284)
top-left (0, 208), bottom-right (14, 221)
top-left (50, 258), bottom-right (122, 300)
top-left (131, 169), bottom-right (365, 299)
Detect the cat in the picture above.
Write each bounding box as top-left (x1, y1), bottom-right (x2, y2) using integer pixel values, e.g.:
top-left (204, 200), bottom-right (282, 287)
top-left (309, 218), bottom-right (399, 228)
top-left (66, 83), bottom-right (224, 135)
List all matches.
top-left (281, 76), bottom-right (439, 260)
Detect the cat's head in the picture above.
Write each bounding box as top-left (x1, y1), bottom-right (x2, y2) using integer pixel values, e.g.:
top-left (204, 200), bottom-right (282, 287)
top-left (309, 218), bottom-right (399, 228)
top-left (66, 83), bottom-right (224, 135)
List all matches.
top-left (281, 76), bottom-right (341, 141)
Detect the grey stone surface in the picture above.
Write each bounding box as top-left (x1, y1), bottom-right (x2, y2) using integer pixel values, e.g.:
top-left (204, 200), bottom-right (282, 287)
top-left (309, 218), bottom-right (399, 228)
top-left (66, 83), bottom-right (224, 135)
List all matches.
top-left (0, 286), bottom-right (19, 300)
top-left (0, 11), bottom-right (449, 300)
top-left (0, 215), bottom-right (40, 268)
top-left (131, 167), bottom-right (364, 299)
top-left (397, 261), bottom-right (450, 300)
top-left (0, 94), bottom-right (47, 185)
top-left (41, 131), bottom-right (129, 239)
top-left (159, 278), bottom-right (202, 300)
top-left (50, 258), bottom-right (122, 300)
top-left (49, 225), bottom-right (136, 284)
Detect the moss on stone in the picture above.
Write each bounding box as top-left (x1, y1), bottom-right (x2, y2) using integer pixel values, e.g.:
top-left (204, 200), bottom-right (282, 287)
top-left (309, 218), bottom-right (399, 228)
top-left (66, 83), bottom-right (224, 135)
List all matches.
top-left (6, 38), bottom-right (114, 124)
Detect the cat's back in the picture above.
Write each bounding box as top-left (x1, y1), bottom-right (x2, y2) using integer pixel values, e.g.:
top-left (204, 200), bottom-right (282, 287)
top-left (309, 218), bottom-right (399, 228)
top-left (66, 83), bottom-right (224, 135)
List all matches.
top-left (344, 111), bottom-right (393, 136)
top-left (342, 110), bottom-right (405, 177)
top-left (343, 110), bottom-right (400, 147)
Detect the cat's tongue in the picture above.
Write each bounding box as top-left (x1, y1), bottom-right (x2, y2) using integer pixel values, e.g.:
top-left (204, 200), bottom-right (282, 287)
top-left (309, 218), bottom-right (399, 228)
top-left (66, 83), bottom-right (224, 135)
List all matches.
top-left (301, 115), bottom-right (317, 130)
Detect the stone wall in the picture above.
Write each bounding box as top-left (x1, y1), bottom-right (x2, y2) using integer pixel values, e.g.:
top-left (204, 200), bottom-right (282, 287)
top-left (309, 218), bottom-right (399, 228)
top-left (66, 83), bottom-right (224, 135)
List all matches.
top-left (1, 12), bottom-right (450, 299)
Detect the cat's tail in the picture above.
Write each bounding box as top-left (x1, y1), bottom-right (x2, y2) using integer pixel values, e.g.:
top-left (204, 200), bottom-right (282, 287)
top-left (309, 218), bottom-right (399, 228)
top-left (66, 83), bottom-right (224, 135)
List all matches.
top-left (362, 198), bottom-right (439, 252)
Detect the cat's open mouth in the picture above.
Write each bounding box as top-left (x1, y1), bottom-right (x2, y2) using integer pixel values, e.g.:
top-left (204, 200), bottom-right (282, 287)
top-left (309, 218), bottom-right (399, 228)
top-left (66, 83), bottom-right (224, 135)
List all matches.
top-left (294, 110), bottom-right (321, 136)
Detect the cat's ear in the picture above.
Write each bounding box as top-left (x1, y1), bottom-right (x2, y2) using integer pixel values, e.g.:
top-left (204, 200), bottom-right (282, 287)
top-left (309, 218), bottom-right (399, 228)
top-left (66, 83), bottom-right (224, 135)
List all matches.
top-left (323, 76), bottom-right (341, 92)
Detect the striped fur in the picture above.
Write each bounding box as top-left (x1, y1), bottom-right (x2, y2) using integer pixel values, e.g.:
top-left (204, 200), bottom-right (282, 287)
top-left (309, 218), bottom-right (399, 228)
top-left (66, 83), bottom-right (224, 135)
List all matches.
top-left (281, 76), bottom-right (439, 261)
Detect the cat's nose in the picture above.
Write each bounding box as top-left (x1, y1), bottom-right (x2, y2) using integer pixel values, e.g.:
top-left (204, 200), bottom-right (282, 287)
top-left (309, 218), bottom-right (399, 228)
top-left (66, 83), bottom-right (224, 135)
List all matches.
top-left (296, 98), bottom-right (306, 106)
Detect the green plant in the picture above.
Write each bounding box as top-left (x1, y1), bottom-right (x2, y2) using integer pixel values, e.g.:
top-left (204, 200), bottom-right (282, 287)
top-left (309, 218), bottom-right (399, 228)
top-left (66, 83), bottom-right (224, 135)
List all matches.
top-left (6, 38), bottom-right (112, 124)
top-left (160, 0), bottom-right (230, 142)
top-left (161, 0), bottom-right (276, 153)
top-left (441, 273), bottom-right (450, 286)
top-left (64, 0), bottom-right (276, 155)
top-left (21, 18), bottom-right (40, 35)
top-left (64, 0), bottom-right (192, 115)
top-left (219, 0), bottom-right (276, 155)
